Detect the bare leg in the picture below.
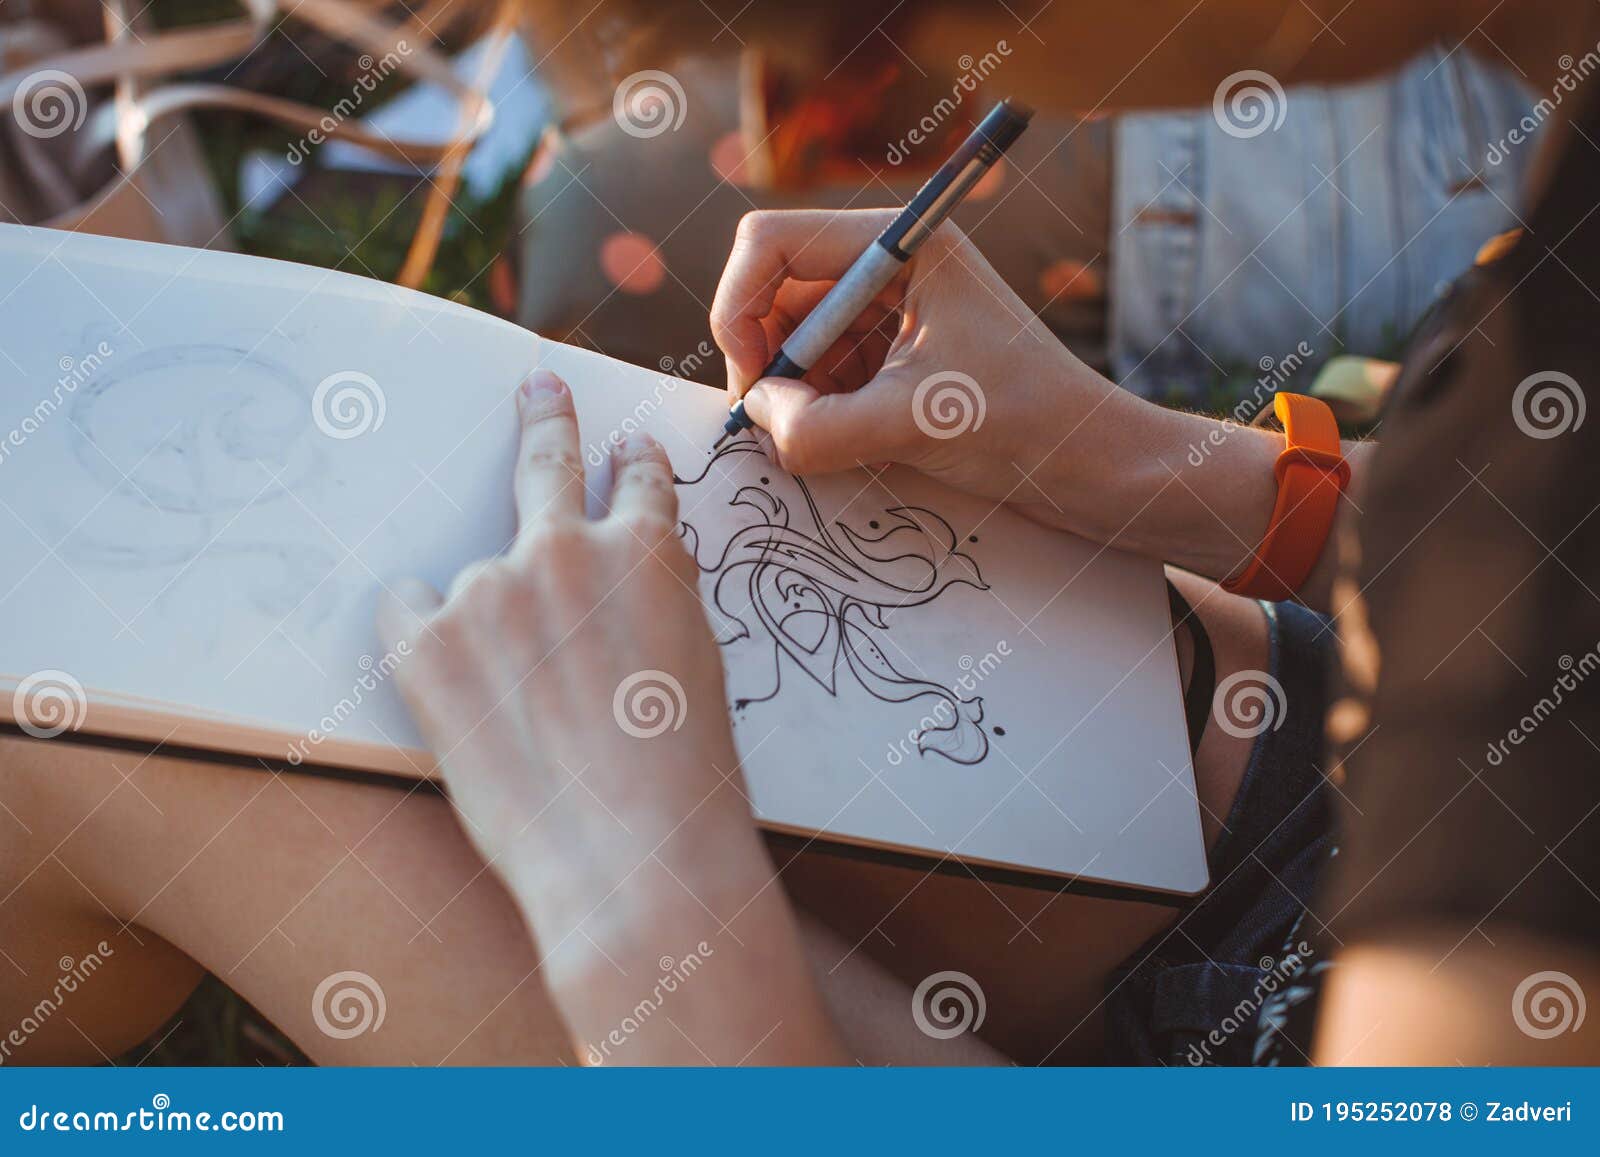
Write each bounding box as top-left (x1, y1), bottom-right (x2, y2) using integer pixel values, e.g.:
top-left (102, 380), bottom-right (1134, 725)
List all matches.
top-left (0, 738), bottom-right (1001, 1065)
top-left (0, 740), bottom-right (570, 1065)
top-left (0, 574), bottom-right (1266, 1066)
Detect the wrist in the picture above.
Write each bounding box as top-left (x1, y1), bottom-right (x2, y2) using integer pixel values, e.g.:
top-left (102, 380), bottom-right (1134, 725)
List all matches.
top-left (532, 885), bottom-right (723, 993)
top-left (1055, 398), bottom-right (1280, 579)
top-left (539, 896), bottom-right (846, 1066)
top-left (497, 766), bottom-right (774, 952)
top-left (509, 834), bottom-right (846, 1066)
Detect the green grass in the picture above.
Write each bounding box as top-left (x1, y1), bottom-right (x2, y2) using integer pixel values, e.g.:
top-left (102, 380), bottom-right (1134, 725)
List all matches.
top-left (157, 0), bottom-right (529, 310)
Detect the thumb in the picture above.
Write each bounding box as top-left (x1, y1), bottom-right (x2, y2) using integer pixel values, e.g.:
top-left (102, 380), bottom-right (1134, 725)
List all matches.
top-left (742, 373), bottom-right (915, 475)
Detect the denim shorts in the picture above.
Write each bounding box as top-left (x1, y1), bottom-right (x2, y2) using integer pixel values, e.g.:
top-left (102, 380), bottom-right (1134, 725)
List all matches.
top-left (1111, 46), bottom-right (1531, 403)
top-left (1103, 600), bottom-right (1338, 1066)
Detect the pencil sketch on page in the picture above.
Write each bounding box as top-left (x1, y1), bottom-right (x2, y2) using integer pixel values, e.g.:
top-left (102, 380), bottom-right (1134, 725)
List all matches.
top-left (60, 343), bottom-right (341, 626)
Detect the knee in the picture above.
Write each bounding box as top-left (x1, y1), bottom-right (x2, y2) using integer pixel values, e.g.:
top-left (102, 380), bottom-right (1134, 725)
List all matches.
top-left (0, 736), bottom-right (205, 1064)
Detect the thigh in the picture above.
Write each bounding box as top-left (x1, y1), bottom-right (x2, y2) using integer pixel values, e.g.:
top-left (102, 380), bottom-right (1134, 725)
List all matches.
top-left (0, 737), bottom-right (999, 1067)
top-left (0, 735), bottom-right (572, 1065)
top-left (779, 850), bottom-right (1179, 1063)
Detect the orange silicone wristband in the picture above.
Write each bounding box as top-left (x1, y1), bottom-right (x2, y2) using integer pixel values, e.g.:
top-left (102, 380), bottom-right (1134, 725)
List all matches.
top-left (1222, 393), bottom-right (1349, 602)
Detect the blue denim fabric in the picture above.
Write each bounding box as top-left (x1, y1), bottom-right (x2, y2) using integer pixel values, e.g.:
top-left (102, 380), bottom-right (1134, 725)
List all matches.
top-left (1103, 601), bottom-right (1337, 1066)
top-left (1111, 47), bottom-right (1534, 401)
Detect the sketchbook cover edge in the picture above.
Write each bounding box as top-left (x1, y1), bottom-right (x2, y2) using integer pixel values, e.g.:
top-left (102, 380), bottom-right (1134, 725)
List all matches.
top-left (0, 681), bottom-right (1207, 897)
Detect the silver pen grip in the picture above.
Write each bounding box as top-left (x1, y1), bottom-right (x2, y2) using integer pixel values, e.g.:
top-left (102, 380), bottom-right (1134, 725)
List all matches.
top-left (778, 243), bottom-right (904, 371)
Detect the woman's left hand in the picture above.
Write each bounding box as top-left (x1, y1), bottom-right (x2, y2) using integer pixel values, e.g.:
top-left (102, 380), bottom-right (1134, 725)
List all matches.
top-left (375, 369), bottom-right (843, 1064)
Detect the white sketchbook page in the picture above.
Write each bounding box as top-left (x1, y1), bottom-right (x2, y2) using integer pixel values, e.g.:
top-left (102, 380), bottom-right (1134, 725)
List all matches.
top-left (0, 225), bottom-right (1206, 894)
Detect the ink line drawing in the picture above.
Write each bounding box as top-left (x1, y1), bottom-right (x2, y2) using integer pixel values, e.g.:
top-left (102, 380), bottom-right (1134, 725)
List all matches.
top-left (675, 439), bottom-right (992, 765)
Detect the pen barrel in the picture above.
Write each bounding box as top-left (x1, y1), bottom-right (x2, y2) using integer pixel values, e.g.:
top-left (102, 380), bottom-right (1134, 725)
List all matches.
top-left (777, 242), bottom-right (904, 372)
top-left (891, 154), bottom-right (992, 254)
top-left (881, 99), bottom-right (1032, 258)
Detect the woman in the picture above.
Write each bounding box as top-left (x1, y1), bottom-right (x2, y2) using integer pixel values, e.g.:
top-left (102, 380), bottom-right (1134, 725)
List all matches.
top-left (3, 0), bottom-right (1596, 1066)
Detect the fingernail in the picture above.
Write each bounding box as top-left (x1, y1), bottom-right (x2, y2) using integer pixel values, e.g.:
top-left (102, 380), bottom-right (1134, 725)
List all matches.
top-left (617, 432), bottom-right (658, 456)
top-left (523, 369), bottom-right (566, 398)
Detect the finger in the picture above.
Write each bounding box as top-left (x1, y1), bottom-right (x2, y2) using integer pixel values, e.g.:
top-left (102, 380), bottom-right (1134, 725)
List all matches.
top-left (761, 282), bottom-right (899, 396)
top-left (756, 280), bottom-right (834, 372)
top-left (770, 280), bottom-right (898, 342)
top-left (513, 369), bottom-right (585, 527)
top-left (742, 372), bottom-right (917, 475)
top-left (808, 311), bottom-right (901, 396)
top-left (376, 577), bottom-right (444, 653)
top-left (447, 559), bottom-right (497, 603)
top-left (608, 433), bottom-right (678, 532)
top-left (712, 209), bottom-right (898, 397)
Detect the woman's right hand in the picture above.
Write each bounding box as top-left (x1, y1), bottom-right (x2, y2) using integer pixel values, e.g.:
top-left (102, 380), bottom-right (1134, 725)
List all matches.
top-left (710, 208), bottom-right (1297, 583)
top-left (710, 209), bottom-right (1167, 542)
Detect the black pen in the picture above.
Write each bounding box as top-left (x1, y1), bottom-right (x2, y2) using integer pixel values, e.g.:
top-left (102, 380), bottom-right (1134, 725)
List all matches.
top-left (711, 98), bottom-right (1033, 450)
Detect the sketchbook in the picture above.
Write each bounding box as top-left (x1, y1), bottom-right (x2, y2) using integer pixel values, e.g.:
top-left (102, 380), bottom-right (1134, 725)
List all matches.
top-left (0, 224), bottom-right (1207, 897)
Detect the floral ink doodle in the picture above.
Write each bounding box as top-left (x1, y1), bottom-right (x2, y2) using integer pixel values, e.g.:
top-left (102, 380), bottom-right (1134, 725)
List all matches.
top-left (674, 439), bottom-right (992, 765)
